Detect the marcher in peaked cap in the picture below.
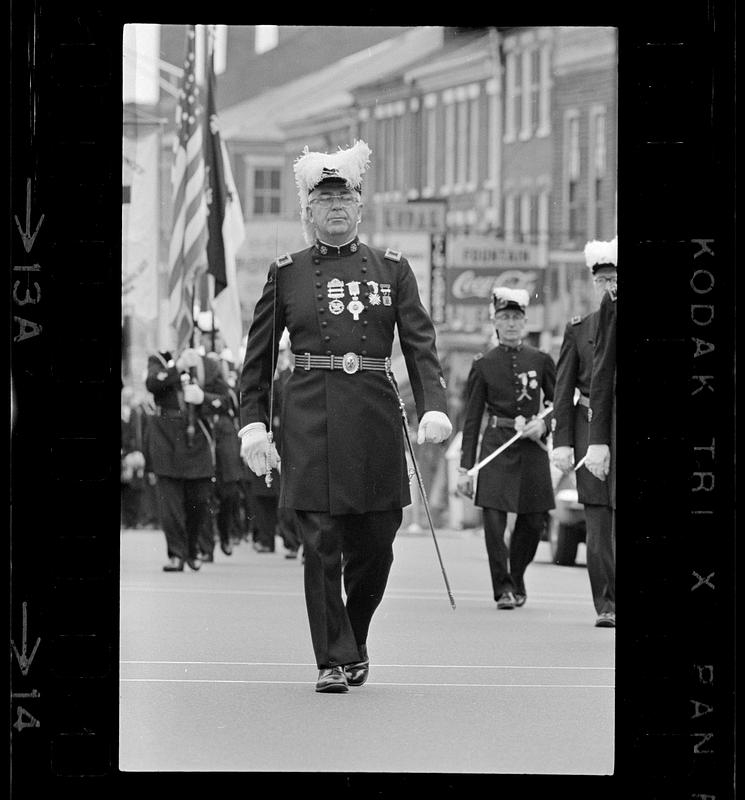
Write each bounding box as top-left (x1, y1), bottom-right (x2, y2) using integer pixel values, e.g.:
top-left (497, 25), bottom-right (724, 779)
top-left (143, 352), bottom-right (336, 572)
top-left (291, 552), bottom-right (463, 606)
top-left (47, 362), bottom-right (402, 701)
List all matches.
top-left (551, 238), bottom-right (617, 628)
top-left (238, 140), bottom-right (452, 693)
top-left (458, 286), bottom-right (556, 610)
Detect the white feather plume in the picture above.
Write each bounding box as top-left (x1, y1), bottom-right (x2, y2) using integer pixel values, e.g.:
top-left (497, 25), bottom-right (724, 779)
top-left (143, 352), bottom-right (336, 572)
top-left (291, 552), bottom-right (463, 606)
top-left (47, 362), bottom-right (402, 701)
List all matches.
top-left (491, 286), bottom-right (529, 317)
top-left (584, 237), bottom-right (618, 269)
top-left (293, 140), bottom-right (372, 244)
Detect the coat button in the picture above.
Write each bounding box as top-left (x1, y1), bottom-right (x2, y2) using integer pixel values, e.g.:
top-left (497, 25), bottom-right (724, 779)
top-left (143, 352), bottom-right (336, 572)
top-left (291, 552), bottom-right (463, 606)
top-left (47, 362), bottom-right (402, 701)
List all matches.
top-left (318, 308), bottom-right (325, 314)
top-left (361, 267), bottom-right (367, 273)
top-left (362, 320), bottom-right (368, 326)
top-left (317, 294), bottom-right (323, 300)
top-left (324, 336), bottom-right (331, 342)
top-left (361, 257), bottom-right (367, 262)
top-left (361, 350), bottom-right (367, 355)
top-left (313, 259), bottom-right (320, 265)
top-left (315, 270), bottom-right (321, 276)
top-left (315, 282), bottom-right (322, 288)
top-left (360, 335), bottom-right (367, 341)
top-left (326, 350), bottom-right (332, 355)
top-left (321, 320), bottom-right (328, 327)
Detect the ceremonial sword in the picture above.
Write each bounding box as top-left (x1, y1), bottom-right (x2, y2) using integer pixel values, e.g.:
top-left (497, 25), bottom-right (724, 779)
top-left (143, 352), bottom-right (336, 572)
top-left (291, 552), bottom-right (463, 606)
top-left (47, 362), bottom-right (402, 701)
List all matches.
top-left (385, 366), bottom-right (456, 611)
top-left (466, 403), bottom-right (554, 477)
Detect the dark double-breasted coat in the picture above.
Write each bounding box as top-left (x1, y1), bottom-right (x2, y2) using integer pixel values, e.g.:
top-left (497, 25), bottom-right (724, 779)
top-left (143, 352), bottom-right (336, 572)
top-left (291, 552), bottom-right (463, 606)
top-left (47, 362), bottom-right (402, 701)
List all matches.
top-left (460, 342), bottom-right (556, 513)
top-left (239, 237), bottom-right (448, 516)
top-left (144, 351), bottom-right (230, 480)
top-left (552, 312), bottom-right (610, 507)
top-left (589, 287), bottom-right (617, 507)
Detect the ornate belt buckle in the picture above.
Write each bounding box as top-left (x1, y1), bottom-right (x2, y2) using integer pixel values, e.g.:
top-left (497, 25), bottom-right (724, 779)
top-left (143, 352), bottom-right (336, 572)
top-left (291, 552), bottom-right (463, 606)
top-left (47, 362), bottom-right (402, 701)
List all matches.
top-left (342, 352), bottom-right (360, 374)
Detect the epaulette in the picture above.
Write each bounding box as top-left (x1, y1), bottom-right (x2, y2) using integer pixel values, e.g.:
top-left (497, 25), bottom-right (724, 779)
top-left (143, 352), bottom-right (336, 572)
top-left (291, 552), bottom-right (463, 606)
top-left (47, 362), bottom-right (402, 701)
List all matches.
top-left (275, 253), bottom-right (293, 268)
top-left (608, 285), bottom-right (617, 302)
top-left (571, 315), bottom-right (582, 325)
top-left (384, 248), bottom-right (402, 262)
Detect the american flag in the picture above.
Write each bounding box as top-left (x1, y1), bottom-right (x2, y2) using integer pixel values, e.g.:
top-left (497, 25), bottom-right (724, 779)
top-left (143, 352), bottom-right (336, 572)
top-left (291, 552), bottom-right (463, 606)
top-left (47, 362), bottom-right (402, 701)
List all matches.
top-left (168, 25), bottom-right (208, 353)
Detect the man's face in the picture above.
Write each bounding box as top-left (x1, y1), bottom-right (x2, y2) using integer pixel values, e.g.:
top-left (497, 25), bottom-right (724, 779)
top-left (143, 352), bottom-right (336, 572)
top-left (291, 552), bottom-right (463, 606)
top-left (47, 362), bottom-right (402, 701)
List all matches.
top-left (592, 267), bottom-right (618, 302)
top-left (307, 184), bottom-right (361, 241)
top-left (493, 309), bottom-right (526, 345)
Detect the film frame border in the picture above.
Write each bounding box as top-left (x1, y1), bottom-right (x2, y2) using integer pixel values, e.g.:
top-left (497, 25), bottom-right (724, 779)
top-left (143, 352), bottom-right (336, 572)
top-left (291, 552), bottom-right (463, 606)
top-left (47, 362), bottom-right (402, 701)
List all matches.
top-left (9, 3), bottom-right (736, 796)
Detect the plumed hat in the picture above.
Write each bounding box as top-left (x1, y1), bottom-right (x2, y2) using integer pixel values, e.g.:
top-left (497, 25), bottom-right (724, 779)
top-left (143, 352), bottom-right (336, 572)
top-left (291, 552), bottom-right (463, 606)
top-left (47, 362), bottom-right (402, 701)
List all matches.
top-left (293, 140), bottom-right (372, 245)
top-left (584, 237), bottom-right (618, 274)
top-left (491, 286), bottom-right (530, 316)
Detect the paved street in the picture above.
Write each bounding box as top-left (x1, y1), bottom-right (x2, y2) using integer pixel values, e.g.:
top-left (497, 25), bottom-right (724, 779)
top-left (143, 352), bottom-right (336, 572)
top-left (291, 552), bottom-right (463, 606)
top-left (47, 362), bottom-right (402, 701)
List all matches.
top-left (119, 526), bottom-right (614, 774)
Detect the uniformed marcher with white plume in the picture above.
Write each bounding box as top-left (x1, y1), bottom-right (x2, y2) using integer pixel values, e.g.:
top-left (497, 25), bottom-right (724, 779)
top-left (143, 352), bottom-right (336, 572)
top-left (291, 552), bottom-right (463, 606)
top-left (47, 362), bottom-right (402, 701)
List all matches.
top-left (457, 287), bottom-right (556, 610)
top-left (238, 140), bottom-right (452, 693)
top-left (585, 241), bottom-right (617, 503)
top-left (551, 238), bottom-right (617, 628)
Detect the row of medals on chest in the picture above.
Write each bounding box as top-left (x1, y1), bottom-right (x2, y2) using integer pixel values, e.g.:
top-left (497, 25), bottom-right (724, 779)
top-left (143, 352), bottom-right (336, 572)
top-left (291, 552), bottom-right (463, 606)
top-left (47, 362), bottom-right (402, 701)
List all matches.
top-left (323, 278), bottom-right (392, 320)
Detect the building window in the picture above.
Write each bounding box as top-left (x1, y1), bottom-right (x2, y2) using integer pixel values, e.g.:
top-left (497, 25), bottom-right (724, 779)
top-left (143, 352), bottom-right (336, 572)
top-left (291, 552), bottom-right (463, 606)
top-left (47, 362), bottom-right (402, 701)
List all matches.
top-left (443, 91), bottom-right (456, 193)
top-left (468, 87), bottom-right (480, 189)
top-left (504, 50), bottom-right (520, 142)
top-left (537, 42), bottom-right (551, 136)
top-left (564, 111), bottom-right (581, 243)
top-left (456, 92), bottom-right (468, 190)
top-left (244, 158), bottom-right (282, 219)
top-left (423, 95), bottom-right (437, 197)
top-left (529, 49), bottom-right (541, 133)
top-left (255, 25), bottom-right (278, 54)
top-left (589, 106), bottom-right (607, 239)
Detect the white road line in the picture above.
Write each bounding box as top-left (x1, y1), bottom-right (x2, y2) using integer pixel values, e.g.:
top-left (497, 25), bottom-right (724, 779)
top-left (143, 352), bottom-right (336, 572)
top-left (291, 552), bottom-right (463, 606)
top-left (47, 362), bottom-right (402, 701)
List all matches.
top-left (121, 660), bottom-right (614, 671)
top-left (120, 677), bottom-right (614, 689)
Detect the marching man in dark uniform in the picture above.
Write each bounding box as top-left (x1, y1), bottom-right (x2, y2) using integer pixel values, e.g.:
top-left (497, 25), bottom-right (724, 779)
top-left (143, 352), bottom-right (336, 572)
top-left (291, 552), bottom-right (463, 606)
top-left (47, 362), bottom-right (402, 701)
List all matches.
top-left (457, 288), bottom-right (556, 610)
top-left (238, 140), bottom-right (452, 693)
top-left (195, 313), bottom-right (244, 559)
top-left (144, 344), bottom-right (231, 571)
top-left (585, 251), bottom-right (617, 519)
top-left (551, 238), bottom-right (617, 628)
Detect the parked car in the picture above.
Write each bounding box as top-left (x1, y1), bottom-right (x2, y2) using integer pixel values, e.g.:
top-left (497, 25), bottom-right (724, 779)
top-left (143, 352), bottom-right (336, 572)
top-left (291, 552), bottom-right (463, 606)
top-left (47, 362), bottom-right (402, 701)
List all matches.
top-left (543, 465), bottom-right (586, 566)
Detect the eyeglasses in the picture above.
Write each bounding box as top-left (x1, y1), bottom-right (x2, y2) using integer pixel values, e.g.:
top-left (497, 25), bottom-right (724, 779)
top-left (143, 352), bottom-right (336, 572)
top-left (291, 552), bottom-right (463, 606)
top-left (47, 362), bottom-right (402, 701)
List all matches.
top-left (593, 275), bottom-right (618, 287)
top-left (309, 193), bottom-right (359, 207)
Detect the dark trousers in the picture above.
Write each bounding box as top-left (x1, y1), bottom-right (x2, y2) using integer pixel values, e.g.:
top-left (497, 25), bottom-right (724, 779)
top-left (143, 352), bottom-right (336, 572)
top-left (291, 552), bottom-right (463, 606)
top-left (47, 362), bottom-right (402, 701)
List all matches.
top-left (295, 509), bottom-right (401, 669)
top-left (252, 495), bottom-right (279, 550)
top-left (156, 476), bottom-right (213, 562)
top-left (482, 509), bottom-right (543, 599)
top-left (584, 504), bottom-right (616, 615)
top-left (277, 507), bottom-right (302, 552)
top-left (215, 479), bottom-right (241, 547)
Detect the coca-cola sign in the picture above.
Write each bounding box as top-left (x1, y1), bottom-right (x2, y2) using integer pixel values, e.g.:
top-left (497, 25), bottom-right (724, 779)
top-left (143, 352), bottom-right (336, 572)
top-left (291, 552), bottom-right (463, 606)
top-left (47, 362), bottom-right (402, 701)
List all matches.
top-left (448, 268), bottom-right (543, 305)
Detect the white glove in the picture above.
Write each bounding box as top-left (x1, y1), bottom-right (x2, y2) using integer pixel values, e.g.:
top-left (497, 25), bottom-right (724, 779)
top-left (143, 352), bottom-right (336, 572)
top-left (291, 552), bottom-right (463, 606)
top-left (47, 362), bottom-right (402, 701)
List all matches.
top-left (124, 450), bottom-right (146, 471)
top-left (183, 383), bottom-right (204, 405)
top-left (584, 443), bottom-right (610, 481)
top-left (550, 446), bottom-right (574, 473)
top-left (520, 416), bottom-right (547, 442)
top-left (417, 410), bottom-right (453, 444)
top-left (240, 423), bottom-right (281, 476)
top-left (456, 473), bottom-right (474, 499)
top-left (176, 348), bottom-right (201, 370)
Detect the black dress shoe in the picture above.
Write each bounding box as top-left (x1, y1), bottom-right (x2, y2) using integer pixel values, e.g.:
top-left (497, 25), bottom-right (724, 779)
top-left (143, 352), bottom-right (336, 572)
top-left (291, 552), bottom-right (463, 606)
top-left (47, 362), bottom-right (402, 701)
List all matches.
top-left (200, 551), bottom-right (214, 563)
top-left (496, 592), bottom-right (516, 609)
top-left (343, 645), bottom-right (369, 687)
top-left (513, 593), bottom-right (527, 607)
top-left (220, 541), bottom-right (233, 556)
top-left (162, 557), bottom-right (184, 572)
top-left (315, 666), bottom-right (349, 693)
top-left (595, 611), bottom-right (616, 628)
top-left (186, 557), bottom-right (202, 571)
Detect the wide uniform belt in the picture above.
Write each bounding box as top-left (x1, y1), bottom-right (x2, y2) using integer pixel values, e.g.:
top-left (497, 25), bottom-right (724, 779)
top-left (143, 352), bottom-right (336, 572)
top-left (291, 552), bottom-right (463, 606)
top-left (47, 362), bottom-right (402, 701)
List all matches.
top-left (157, 406), bottom-right (184, 418)
top-left (488, 415), bottom-right (517, 429)
top-left (295, 352), bottom-right (391, 375)
top-left (577, 393), bottom-right (590, 408)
